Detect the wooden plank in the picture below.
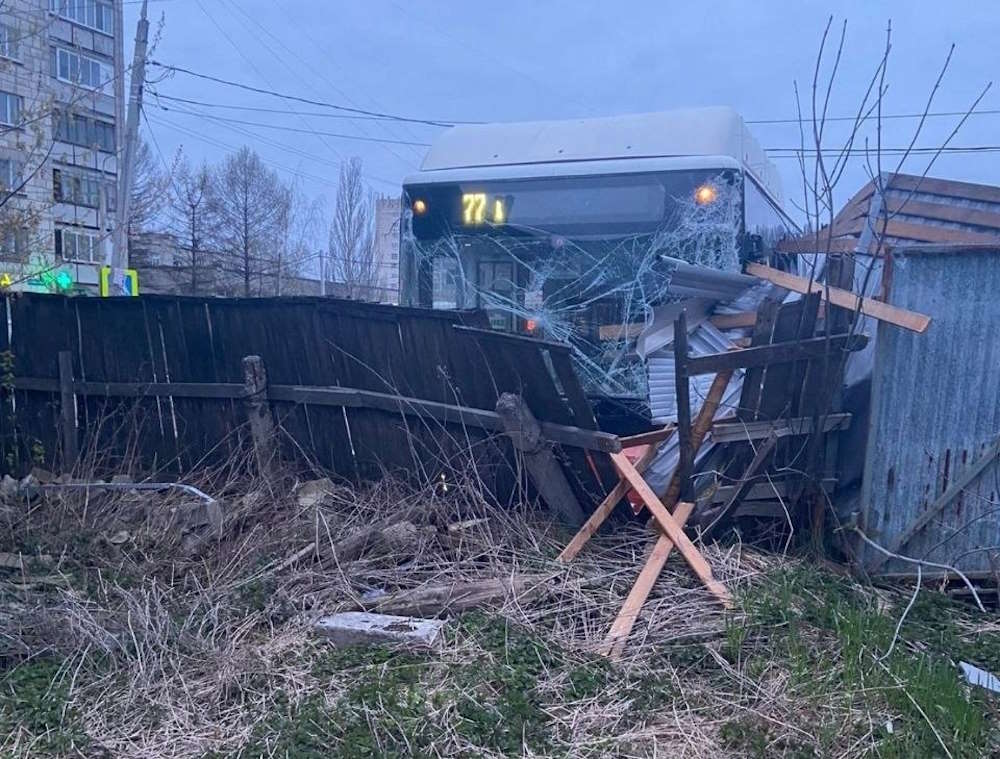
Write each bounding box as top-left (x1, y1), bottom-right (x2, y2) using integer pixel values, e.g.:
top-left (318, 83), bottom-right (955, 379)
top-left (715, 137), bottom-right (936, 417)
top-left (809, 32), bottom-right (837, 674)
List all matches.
top-left (702, 478), bottom-right (835, 505)
top-left (709, 311), bottom-right (759, 330)
top-left (611, 452), bottom-right (732, 608)
top-left (268, 385), bottom-right (622, 453)
top-left (12, 376), bottom-right (620, 453)
top-left (709, 413), bottom-right (851, 443)
top-left (687, 333), bottom-right (867, 376)
top-left (700, 434), bottom-right (779, 536)
top-left (548, 350), bottom-right (598, 430)
top-left (758, 295), bottom-right (819, 420)
top-left (557, 446), bottom-right (656, 564)
top-left (619, 424), bottom-right (676, 448)
top-left (674, 311), bottom-right (695, 500)
top-left (451, 324), bottom-right (573, 354)
top-left (57, 351), bottom-right (78, 469)
top-left (868, 439), bottom-right (1000, 572)
top-left (656, 371), bottom-right (733, 512)
top-left (598, 323), bottom-right (645, 341)
top-left (601, 500), bottom-right (695, 659)
top-left (738, 299), bottom-right (780, 421)
top-left (745, 262), bottom-right (931, 333)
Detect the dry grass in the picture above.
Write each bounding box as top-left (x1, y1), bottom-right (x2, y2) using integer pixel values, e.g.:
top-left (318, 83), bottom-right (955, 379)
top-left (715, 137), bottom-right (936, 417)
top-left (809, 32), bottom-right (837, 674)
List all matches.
top-left (0, 455), bottom-right (997, 758)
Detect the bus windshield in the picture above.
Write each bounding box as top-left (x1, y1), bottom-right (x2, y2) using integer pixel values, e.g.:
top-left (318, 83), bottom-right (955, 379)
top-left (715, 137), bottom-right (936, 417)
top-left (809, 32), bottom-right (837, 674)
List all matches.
top-left (401, 167), bottom-right (747, 397)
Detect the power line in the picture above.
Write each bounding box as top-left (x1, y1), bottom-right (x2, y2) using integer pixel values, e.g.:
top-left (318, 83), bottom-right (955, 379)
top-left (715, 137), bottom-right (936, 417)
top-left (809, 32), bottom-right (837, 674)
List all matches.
top-left (150, 95), bottom-right (431, 146)
top-left (149, 93), bottom-right (413, 123)
top-left (147, 60), bottom-right (482, 127)
top-left (748, 109), bottom-right (1000, 126)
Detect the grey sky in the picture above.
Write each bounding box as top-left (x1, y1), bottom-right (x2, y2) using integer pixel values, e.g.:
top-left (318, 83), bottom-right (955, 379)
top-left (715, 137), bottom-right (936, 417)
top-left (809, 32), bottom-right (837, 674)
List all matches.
top-left (128, 0), bottom-right (1000, 226)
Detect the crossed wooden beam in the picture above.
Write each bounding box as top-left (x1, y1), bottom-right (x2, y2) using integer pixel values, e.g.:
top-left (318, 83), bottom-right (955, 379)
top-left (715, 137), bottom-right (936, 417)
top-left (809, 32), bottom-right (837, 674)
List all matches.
top-left (558, 370), bottom-right (735, 658)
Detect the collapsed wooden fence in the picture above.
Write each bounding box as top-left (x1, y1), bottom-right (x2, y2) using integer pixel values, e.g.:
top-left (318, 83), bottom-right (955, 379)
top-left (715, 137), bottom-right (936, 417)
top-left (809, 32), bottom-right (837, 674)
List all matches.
top-left (0, 294), bottom-right (614, 513)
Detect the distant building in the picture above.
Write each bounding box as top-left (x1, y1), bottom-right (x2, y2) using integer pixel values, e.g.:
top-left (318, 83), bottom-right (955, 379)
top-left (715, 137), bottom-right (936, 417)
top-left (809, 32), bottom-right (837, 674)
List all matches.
top-left (0, 0), bottom-right (125, 295)
top-left (373, 195), bottom-right (401, 304)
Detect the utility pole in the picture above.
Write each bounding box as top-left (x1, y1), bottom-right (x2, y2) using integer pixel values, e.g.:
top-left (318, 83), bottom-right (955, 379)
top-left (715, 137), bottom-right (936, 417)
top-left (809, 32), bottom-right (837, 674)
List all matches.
top-left (111, 0), bottom-right (149, 291)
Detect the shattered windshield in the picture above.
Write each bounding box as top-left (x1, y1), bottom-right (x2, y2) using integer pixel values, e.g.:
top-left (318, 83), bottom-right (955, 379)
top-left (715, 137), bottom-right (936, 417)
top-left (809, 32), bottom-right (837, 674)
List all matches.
top-left (404, 169), bottom-right (743, 397)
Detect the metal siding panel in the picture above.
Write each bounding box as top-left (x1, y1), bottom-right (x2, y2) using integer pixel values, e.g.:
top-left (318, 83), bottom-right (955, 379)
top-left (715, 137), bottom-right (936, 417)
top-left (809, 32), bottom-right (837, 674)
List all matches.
top-left (862, 247), bottom-right (1000, 574)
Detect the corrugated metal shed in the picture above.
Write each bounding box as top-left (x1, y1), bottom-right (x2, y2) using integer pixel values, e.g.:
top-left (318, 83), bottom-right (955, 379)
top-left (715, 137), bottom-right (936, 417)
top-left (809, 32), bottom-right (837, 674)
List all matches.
top-left (859, 244), bottom-right (1000, 575)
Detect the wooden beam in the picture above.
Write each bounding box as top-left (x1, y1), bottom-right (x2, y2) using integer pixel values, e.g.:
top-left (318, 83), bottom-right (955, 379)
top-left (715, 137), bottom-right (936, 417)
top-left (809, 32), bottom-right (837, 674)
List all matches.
top-left (686, 333), bottom-right (868, 376)
top-left (268, 385), bottom-right (621, 453)
top-left (674, 311), bottom-right (695, 502)
top-left (497, 393), bottom-right (584, 526)
top-left (619, 424), bottom-right (676, 448)
top-left (709, 413), bottom-right (851, 443)
top-left (868, 439), bottom-right (1000, 572)
top-left (598, 323), bottom-right (646, 341)
top-left (709, 311), bottom-right (758, 330)
top-left (656, 371), bottom-right (733, 513)
top-left (611, 451), bottom-right (732, 608)
top-left (14, 376), bottom-right (619, 454)
top-left (702, 478), bottom-right (835, 505)
top-left (601, 500), bottom-right (695, 659)
top-left (745, 262), bottom-right (931, 334)
top-left (557, 446), bottom-right (657, 564)
top-left (57, 352), bottom-right (78, 469)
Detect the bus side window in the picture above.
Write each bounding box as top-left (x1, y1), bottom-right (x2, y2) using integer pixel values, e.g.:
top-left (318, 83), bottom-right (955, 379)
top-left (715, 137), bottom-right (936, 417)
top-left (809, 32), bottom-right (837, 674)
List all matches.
top-left (744, 178), bottom-right (792, 260)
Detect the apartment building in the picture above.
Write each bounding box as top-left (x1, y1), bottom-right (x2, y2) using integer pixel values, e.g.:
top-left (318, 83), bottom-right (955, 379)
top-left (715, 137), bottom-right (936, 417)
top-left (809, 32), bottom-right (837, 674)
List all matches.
top-left (0, 0), bottom-right (124, 294)
top-left (373, 195), bottom-right (400, 304)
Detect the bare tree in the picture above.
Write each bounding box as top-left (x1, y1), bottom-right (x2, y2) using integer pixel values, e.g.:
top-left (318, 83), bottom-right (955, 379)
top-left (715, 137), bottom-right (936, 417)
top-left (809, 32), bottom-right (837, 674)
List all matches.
top-left (329, 157), bottom-right (379, 300)
top-left (166, 153), bottom-right (214, 294)
top-left (274, 183), bottom-right (322, 295)
top-left (209, 147), bottom-right (290, 296)
top-left (126, 138), bottom-right (167, 241)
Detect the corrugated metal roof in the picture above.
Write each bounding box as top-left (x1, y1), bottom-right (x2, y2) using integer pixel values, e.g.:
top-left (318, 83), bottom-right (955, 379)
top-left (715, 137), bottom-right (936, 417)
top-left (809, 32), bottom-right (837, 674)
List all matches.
top-left (860, 245), bottom-right (1000, 575)
top-left (778, 173), bottom-right (1000, 254)
top-left (647, 321), bottom-right (743, 423)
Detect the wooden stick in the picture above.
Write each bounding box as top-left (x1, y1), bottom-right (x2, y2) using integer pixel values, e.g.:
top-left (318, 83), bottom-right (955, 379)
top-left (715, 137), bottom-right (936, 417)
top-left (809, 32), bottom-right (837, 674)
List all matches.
top-left (745, 262), bottom-right (931, 333)
top-left (611, 452), bottom-right (732, 608)
top-left (618, 424), bottom-right (676, 448)
top-left (557, 445), bottom-right (656, 564)
top-left (657, 371), bottom-right (733, 512)
top-left (601, 500), bottom-right (695, 659)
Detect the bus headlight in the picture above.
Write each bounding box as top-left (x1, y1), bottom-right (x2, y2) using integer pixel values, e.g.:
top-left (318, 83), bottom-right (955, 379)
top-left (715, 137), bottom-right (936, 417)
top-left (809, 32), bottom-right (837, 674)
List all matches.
top-left (412, 198), bottom-right (428, 215)
top-left (694, 184), bottom-right (718, 205)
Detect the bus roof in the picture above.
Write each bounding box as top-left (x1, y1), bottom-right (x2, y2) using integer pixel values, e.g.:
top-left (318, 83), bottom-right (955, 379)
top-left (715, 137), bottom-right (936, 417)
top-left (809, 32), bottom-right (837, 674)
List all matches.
top-left (414, 106), bottom-right (784, 204)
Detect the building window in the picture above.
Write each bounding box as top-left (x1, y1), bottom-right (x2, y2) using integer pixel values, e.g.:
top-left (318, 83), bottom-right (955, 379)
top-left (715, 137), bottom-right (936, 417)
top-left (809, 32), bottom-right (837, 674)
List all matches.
top-left (53, 167), bottom-right (114, 210)
top-left (50, 0), bottom-right (114, 35)
top-left (0, 158), bottom-right (23, 193)
top-left (53, 109), bottom-right (115, 152)
top-left (55, 226), bottom-right (102, 263)
top-left (0, 92), bottom-right (22, 127)
top-left (0, 228), bottom-right (28, 262)
top-left (52, 47), bottom-right (111, 89)
top-left (0, 24), bottom-right (18, 60)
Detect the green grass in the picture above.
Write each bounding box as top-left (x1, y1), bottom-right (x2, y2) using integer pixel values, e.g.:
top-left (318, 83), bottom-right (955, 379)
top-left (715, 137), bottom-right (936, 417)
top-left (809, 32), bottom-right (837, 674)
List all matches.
top-left (0, 658), bottom-right (92, 757)
top-left (731, 565), bottom-right (1000, 758)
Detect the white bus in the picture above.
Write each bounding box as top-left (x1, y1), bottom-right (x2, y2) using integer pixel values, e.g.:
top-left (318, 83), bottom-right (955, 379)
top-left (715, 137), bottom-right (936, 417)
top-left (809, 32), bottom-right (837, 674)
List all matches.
top-left (399, 106), bottom-right (796, 394)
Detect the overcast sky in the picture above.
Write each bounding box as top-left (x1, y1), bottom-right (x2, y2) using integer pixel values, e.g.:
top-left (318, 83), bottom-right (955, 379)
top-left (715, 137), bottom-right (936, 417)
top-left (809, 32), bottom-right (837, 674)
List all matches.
top-left (127, 0), bottom-right (1000, 228)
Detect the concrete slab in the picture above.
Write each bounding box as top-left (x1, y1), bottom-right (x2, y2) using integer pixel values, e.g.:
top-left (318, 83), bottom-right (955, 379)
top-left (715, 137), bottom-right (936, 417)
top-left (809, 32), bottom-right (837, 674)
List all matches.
top-left (314, 612), bottom-right (445, 648)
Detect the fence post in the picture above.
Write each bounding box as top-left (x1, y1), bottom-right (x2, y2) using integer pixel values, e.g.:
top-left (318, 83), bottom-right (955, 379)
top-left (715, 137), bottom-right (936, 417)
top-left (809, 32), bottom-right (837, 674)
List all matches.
top-left (57, 350), bottom-right (78, 470)
top-left (242, 355), bottom-right (277, 477)
top-left (496, 392), bottom-right (585, 526)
